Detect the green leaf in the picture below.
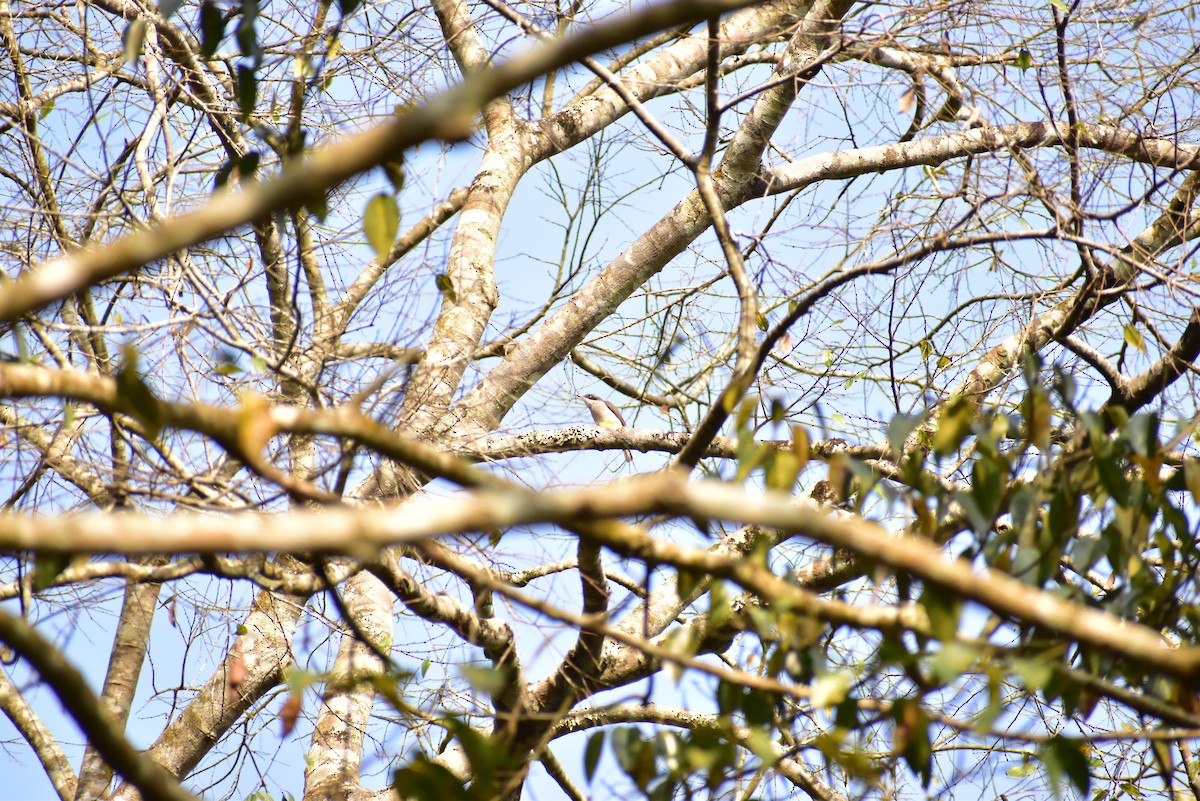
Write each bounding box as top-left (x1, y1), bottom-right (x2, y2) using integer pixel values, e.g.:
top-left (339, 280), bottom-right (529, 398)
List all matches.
top-left (236, 0), bottom-right (259, 57)
top-left (236, 65), bottom-right (257, 123)
top-left (1184, 459), bottom-right (1200, 501)
top-left (583, 730), bottom-right (605, 782)
top-left (123, 18), bottom-right (147, 64)
top-left (1120, 781), bottom-right (1145, 799)
top-left (933, 395), bottom-right (974, 456)
top-left (716, 680), bottom-right (742, 716)
top-left (392, 759), bottom-right (470, 801)
top-left (892, 699), bottom-right (932, 788)
top-left (1048, 0), bottom-right (1068, 10)
top-left (1123, 323), bottom-right (1146, 354)
top-left (363, 193), bottom-right (400, 258)
top-left (115, 346), bottom-right (164, 439)
top-left (198, 1), bottom-right (225, 58)
top-left (743, 686), bottom-right (777, 727)
top-left (157, 0), bottom-right (184, 19)
top-left (741, 728), bottom-right (780, 767)
top-left (769, 397), bottom-right (786, 425)
top-left (930, 642), bottom-right (977, 685)
top-left (887, 413), bottom-right (925, 454)
top-left (1047, 486), bottom-right (1079, 539)
top-left (442, 719), bottom-right (514, 794)
top-left (735, 419), bottom-right (770, 481)
top-left (1096, 455), bottom-right (1130, 506)
top-left (765, 450), bottom-right (801, 491)
top-left (1023, 386), bottom-right (1052, 452)
top-left (1017, 48), bottom-right (1032, 70)
top-left (1123, 412), bottom-right (1159, 457)
top-left (1007, 762), bottom-right (1037, 778)
top-left (962, 454), bottom-right (1003, 534)
top-left (306, 193), bottom-right (328, 222)
top-left (708, 581), bottom-right (730, 628)
top-left (459, 665), bottom-right (508, 696)
top-left (810, 671), bottom-right (852, 709)
top-left (919, 584), bottom-right (961, 641)
top-left (213, 158), bottom-right (236, 191)
top-left (32, 553), bottom-right (72, 591)
top-left (972, 670), bottom-right (1003, 732)
top-left (435, 273), bottom-right (456, 302)
top-left (834, 695), bottom-right (860, 729)
top-left (1013, 657), bottom-right (1053, 692)
top-left (239, 151), bottom-right (260, 182)
top-left (676, 569), bottom-right (701, 602)
top-left (755, 312), bottom-right (768, 332)
top-left (38, 98), bottom-right (55, 121)
top-left (1042, 736), bottom-right (1091, 797)
top-left (611, 727), bottom-right (656, 790)
top-left (383, 160), bottom-right (406, 193)
top-left (1054, 370), bottom-right (1077, 408)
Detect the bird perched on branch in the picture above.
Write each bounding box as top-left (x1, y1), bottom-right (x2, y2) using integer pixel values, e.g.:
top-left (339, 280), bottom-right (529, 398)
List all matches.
top-left (577, 393), bottom-right (632, 462)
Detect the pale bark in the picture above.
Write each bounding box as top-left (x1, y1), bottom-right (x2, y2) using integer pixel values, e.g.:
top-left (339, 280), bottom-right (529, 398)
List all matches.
top-left (110, 588), bottom-right (307, 800)
top-left (75, 571), bottom-right (163, 800)
top-left (0, 667), bottom-right (78, 801)
top-left (304, 571), bottom-right (394, 800)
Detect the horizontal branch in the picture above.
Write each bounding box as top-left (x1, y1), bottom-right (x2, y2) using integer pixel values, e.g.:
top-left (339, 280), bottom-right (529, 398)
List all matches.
top-left (2, 472), bottom-right (1198, 687)
top-left (472, 426), bottom-right (886, 462)
top-left (762, 121), bottom-right (1200, 195)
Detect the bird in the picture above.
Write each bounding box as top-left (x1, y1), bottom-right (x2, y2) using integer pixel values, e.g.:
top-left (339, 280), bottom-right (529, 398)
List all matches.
top-left (577, 393), bottom-right (632, 461)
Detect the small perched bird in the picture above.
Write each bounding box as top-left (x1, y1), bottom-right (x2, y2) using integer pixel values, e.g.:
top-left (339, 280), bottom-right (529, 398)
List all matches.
top-left (577, 393), bottom-right (632, 461)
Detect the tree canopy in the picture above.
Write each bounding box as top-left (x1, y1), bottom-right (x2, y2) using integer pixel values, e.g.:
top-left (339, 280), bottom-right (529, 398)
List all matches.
top-left (2, 0), bottom-right (1200, 799)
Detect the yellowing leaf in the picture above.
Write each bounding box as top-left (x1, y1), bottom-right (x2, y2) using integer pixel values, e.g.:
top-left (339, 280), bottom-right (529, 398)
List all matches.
top-left (810, 671), bottom-right (852, 709)
top-left (766, 450), bottom-right (801, 491)
top-left (933, 396), bottom-right (974, 456)
top-left (363, 193), bottom-right (399, 257)
top-left (1123, 323), bottom-right (1147, 354)
top-left (791, 424), bottom-right (810, 468)
top-left (1024, 387), bottom-right (1051, 452)
top-left (123, 18), bottom-right (147, 64)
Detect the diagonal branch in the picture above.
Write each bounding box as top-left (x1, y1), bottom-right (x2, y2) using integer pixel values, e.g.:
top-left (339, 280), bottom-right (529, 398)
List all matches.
top-left (0, 666), bottom-right (78, 801)
top-left (1111, 308), bottom-right (1200, 412)
top-left (0, 608), bottom-right (200, 801)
